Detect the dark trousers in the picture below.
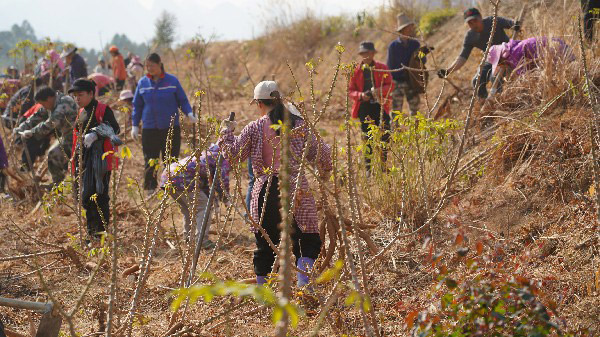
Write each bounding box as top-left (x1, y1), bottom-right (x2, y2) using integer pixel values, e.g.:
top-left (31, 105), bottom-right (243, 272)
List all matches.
top-left (253, 176), bottom-right (322, 276)
top-left (116, 79), bottom-right (125, 91)
top-left (472, 62), bottom-right (502, 99)
top-left (142, 127), bottom-right (181, 190)
top-left (584, 0), bottom-right (600, 41)
top-left (22, 137), bottom-right (50, 171)
top-left (358, 102), bottom-right (391, 171)
top-left (82, 172), bottom-right (111, 236)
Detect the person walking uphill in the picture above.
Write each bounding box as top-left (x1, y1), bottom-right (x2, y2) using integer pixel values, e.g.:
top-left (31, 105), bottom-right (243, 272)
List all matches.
top-left (387, 14), bottom-right (427, 116)
top-left (437, 8), bottom-right (520, 100)
top-left (349, 41), bottom-right (394, 173)
top-left (69, 79), bottom-right (121, 239)
top-left (18, 87), bottom-right (78, 185)
top-left (109, 46), bottom-right (127, 90)
top-left (132, 53), bottom-right (197, 192)
top-left (218, 81), bottom-right (332, 287)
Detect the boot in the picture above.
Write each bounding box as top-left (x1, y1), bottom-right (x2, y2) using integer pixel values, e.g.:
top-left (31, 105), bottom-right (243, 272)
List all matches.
top-left (296, 257), bottom-right (315, 287)
top-left (256, 275), bottom-right (267, 286)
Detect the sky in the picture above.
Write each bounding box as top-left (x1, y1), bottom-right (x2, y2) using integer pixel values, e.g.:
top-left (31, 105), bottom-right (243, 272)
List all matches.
top-left (0, 0), bottom-right (382, 50)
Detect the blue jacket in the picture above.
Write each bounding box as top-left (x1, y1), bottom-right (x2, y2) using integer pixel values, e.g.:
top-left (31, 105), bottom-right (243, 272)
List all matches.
top-left (132, 73), bottom-right (193, 129)
top-left (386, 38), bottom-right (423, 83)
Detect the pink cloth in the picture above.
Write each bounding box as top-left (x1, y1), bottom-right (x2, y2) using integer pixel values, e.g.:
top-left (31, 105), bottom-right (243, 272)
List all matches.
top-left (88, 73), bottom-right (114, 95)
top-left (218, 114), bottom-right (332, 234)
top-left (41, 50), bottom-right (65, 76)
top-left (261, 120), bottom-right (281, 173)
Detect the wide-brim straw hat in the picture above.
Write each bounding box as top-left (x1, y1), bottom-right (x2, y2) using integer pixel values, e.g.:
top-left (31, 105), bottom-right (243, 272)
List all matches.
top-left (397, 13), bottom-right (415, 32)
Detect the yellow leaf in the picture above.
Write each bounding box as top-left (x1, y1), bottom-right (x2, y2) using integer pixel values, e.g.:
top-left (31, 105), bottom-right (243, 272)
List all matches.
top-left (102, 151), bottom-right (114, 160)
top-left (589, 185), bottom-right (596, 197)
top-left (120, 146), bottom-right (132, 159)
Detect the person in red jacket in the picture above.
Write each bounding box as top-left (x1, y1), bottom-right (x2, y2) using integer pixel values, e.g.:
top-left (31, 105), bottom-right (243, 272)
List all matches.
top-left (69, 79), bottom-right (121, 241)
top-left (348, 41), bottom-right (394, 172)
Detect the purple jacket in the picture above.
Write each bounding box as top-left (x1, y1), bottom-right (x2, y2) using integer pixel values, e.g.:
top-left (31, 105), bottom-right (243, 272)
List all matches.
top-left (489, 37), bottom-right (573, 76)
top-left (0, 133), bottom-right (8, 169)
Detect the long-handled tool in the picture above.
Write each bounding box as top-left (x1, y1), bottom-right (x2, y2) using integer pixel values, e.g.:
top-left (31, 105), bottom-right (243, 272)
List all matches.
top-left (0, 297), bottom-right (62, 337)
top-left (186, 111), bottom-right (235, 287)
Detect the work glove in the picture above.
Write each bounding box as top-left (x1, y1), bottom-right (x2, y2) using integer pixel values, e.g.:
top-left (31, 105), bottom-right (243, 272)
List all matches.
top-left (420, 46), bottom-right (434, 55)
top-left (220, 120), bottom-right (236, 134)
top-left (131, 126), bottom-right (140, 140)
top-left (185, 113), bottom-right (198, 124)
top-left (437, 69), bottom-right (448, 79)
top-left (19, 130), bottom-right (33, 139)
top-left (84, 132), bottom-right (98, 148)
top-left (513, 21), bottom-right (521, 32)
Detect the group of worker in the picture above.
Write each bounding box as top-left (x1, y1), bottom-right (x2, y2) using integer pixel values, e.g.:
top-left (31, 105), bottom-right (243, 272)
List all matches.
top-left (0, 2), bottom-right (597, 290)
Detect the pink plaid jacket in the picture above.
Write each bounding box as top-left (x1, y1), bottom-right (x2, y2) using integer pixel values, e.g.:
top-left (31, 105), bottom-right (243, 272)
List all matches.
top-left (218, 115), bottom-right (332, 233)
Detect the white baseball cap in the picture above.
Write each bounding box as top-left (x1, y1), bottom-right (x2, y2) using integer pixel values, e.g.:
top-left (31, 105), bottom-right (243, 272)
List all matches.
top-left (252, 81), bottom-right (279, 103)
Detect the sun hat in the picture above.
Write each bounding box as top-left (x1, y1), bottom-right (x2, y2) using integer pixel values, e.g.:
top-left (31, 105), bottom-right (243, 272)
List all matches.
top-left (119, 89), bottom-right (134, 101)
top-left (396, 13), bottom-right (415, 32)
top-left (59, 46), bottom-right (77, 59)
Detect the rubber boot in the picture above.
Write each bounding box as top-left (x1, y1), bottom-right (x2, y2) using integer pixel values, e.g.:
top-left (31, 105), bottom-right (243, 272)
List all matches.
top-left (296, 257), bottom-right (315, 287)
top-left (256, 275), bottom-right (267, 286)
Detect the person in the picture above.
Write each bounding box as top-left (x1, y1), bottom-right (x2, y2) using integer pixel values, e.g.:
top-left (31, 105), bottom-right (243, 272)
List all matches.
top-left (124, 51), bottom-right (133, 68)
top-left (3, 74), bottom-right (47, 128)
top-left (61, 46), bottom-right (88, 84)
top-left (6, 66), bottom-right (19, 80)
top-left (0, 77), bottom-right (21, 113)
top-left (12, 102), bottom-right (50, 171)
top-left (126, 55), bottom-right (144, 92)
top-left (93, 57), bottom-right (111, 76)
top-left (88, 72), bottom-right (114, 96)
top-left (487, 37), bottom-right (574, 79)
top-left (348, 41), bottom-right (394, 172)
top-left (69, 79), bottom-right (121, 239)
top-left (132, 53), bottom-right (196, 192)
top-left (437, 8), bottom-right (520, 100)
top-left (109, 46), bottom-right (127, 90)
top-left (119, 90), bottom-right (134, 136)
top-left (387, 13), bottom-right (426, 116)
top-left (0, 133), bottom-right (8, 195)
top-left (218, 80), bottom-right (332, 287)
top-left (18, 86), bottom-right (78, 185)
top-left (582, 0), bottom-right (600, 42)
top-left (159, 143), bottom-right (230, 245)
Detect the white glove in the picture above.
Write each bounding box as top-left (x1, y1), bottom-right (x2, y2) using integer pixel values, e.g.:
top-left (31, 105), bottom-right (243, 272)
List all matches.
top-left (19, 130), bottom-right (33, 139)
top-left (220, 120), bottom-right (236, 133)
top-left (84, 132), bottom-right (98, 148)
top-left (131, 126), bottom-right (140, 140)
top-left (185, 113), bottom-right (198, 124)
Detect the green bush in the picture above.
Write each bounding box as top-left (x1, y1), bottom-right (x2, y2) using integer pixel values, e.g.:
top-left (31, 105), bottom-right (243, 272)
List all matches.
top-left (419, 8), bottom-right (457, 36)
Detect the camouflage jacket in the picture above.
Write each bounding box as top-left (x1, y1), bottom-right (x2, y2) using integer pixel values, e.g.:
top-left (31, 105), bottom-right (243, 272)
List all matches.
top-left (31, 92), bottom-right (78, 141)
top-left (15, 105), bottom-right (49, 133)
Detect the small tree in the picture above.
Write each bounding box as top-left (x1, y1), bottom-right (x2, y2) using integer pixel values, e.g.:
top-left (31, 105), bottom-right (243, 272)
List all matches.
top-left (153, 10), bottom-right (178, 50)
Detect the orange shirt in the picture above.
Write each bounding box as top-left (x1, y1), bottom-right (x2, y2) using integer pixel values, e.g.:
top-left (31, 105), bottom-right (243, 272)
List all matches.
top-left (112, 54), bottom-right (127, 81)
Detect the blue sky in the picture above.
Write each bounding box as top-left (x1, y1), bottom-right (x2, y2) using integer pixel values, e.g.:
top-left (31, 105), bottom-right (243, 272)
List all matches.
top-left (0, 0), bottom-right (379, 49)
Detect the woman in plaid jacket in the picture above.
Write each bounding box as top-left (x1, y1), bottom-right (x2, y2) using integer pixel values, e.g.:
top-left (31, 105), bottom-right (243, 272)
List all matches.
top-left (218, 81), bottom-right (332, 287)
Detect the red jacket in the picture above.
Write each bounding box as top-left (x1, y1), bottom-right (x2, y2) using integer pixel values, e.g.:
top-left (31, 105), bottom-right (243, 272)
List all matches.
top-left (71, 102), bottom-right (118, 173)
top-left (348, 61), bottom-right (394, 119)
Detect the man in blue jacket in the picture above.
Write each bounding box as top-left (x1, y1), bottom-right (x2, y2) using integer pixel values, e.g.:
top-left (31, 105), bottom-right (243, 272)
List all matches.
top-left (387, 13), bottom-right (424, 116)
top-left (131, 53), bottom-right (197, 192)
